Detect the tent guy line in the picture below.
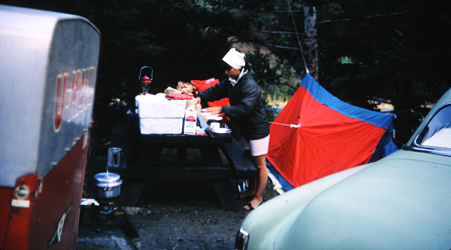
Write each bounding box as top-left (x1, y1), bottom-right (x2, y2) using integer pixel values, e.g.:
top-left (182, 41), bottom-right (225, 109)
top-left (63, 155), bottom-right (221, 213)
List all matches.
top-left (270, 122), bottom-right (302, 128)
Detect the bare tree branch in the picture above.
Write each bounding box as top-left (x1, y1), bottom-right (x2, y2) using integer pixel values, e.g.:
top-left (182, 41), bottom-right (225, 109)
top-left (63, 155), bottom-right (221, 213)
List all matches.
top-left (265, 43), bottom-right (299, 50)
top-left (281, 79), bottom-right (298, 91)
top-left (317, 10), bottom-right (408, 25)
top-left (249, 30), bottom-right (299, 35)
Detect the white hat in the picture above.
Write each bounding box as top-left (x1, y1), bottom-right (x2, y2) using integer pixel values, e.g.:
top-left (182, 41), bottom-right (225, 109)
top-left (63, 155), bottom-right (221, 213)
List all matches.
top-left (222, 48), bottom-right (246, 70)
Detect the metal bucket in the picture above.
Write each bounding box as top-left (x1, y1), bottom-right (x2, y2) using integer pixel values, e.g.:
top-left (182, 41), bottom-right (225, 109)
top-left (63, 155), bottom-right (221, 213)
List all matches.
top-left (93, 172), bottom-right (123, 199)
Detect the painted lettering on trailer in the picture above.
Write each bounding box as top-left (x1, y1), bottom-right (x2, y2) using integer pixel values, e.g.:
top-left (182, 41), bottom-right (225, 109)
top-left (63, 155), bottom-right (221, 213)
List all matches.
top-left (53, 67), bottom-right (95, 132)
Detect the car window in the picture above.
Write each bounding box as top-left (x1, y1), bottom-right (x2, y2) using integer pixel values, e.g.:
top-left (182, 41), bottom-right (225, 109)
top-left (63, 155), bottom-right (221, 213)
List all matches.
top-left (416, 104), bottom-right (451, 149)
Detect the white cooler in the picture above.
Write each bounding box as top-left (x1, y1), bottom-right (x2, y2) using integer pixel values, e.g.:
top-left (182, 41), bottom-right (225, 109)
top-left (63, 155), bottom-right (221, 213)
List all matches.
top-left (135, 94), bottom-right (186, 134)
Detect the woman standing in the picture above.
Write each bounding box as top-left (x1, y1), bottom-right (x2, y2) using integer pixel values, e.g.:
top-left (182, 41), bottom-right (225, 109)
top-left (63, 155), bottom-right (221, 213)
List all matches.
top-left (195, 48), bottom-right (270, 210)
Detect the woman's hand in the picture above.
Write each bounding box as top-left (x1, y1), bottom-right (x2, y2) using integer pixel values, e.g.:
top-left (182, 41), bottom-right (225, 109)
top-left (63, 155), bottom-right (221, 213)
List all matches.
top-left (195, 97), bottom-right (222, 115)
top-left (205, 106), bottom-right (223, 115)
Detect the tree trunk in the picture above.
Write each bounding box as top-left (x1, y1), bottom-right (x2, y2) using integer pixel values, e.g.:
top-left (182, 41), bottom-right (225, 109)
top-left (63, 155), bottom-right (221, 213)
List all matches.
top-left (303, 5), bottom-right (318, 80)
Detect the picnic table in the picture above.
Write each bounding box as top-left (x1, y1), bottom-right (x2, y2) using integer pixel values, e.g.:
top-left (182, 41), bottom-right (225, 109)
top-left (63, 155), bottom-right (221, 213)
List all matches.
top-left (109, 122), bottom-right (257, 211)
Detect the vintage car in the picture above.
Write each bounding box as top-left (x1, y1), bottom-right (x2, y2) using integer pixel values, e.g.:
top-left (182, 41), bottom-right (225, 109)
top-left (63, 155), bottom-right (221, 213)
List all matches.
top-left (235, 87), bottom-right (451, 250)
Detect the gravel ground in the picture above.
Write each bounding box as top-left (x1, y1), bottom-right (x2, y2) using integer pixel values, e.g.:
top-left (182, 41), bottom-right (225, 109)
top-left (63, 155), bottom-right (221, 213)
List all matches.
top-left (78, 156), bottom-right (280, 250)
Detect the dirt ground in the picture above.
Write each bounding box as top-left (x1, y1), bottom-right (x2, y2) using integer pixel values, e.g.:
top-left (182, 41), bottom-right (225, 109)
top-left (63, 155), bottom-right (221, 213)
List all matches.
top-left (77, 155), bottom-right (280, 250)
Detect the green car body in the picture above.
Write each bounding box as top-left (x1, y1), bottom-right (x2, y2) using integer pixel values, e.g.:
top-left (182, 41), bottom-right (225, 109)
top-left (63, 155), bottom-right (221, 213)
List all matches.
top-left (236, 87), bottom-right (451, 250)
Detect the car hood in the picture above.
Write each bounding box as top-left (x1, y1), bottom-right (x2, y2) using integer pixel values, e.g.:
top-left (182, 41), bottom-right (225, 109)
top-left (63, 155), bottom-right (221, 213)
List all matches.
top-left (242, 150), bottom-right (451, 249)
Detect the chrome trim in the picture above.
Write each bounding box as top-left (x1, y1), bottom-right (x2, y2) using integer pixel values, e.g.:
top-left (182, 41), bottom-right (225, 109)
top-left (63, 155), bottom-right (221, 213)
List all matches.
top-left (405, 145), bottom-right (451, 157)
top-left (235, 228), bottom-right (249, 250)
top-left (408, 103), bottom-right (451, 157)
top-left (13, 184), bottom-right (30, 199)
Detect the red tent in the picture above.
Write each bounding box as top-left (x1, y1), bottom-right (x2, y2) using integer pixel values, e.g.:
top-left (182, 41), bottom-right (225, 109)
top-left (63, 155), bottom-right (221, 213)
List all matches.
top-left (267, 74), bottom-right (395, 188)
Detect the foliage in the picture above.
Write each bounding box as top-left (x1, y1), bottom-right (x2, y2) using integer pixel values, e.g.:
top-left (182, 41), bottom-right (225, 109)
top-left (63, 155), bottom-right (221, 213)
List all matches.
top-left (312, 0), bottom-right (451, 143)
top-left (2, 0), bottom-right (450, 147)
top-left (215, 0), bottom-right (451, 144)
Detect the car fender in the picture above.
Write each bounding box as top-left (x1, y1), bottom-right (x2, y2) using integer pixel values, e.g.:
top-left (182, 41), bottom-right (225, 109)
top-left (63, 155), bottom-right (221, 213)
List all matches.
top-left (241, 164), bottom-right (370, 250)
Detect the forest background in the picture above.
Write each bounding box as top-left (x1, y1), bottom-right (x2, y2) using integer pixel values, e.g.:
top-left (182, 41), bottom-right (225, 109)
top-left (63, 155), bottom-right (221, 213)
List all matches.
top-left (2, 0), bottom-right (451, 152)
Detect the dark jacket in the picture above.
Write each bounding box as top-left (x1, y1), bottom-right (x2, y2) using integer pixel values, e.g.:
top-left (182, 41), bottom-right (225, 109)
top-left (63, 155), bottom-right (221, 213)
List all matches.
top-left (198, 68), bottom-right (270, 140)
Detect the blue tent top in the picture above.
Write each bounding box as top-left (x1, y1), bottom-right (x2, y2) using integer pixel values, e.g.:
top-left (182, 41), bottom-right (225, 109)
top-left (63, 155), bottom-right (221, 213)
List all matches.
top-left (301, 74), bottom-right (394, 130)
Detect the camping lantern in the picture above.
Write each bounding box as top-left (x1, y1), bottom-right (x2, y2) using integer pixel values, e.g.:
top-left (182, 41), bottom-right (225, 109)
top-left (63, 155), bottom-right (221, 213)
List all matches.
top-left (139, 66), bottom-right (153, 94)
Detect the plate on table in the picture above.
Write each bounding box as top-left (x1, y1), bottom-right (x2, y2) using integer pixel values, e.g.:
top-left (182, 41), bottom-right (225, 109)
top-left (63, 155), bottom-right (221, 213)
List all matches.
top-left (202, 112), bottom-right (222, 121)
top-left (207, 116), bottom-right (223, 122)
top-left (211, 128), bottom-right (231, 134)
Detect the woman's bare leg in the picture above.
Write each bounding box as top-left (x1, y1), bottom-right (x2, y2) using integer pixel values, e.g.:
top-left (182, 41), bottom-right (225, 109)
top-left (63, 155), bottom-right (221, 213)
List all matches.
top-left (244, 154), bottom-right (268, 210)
